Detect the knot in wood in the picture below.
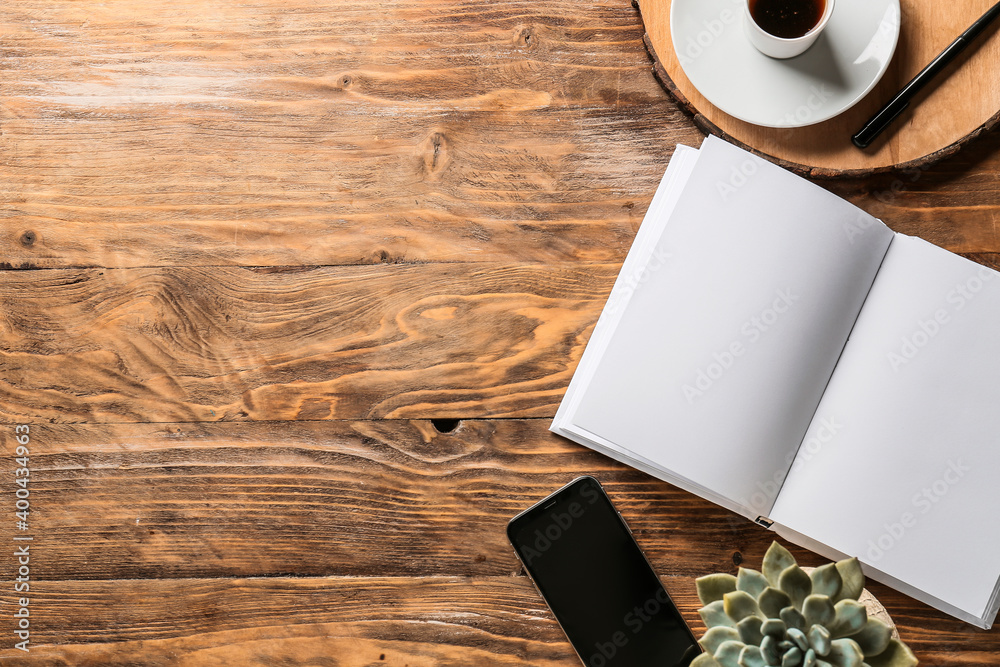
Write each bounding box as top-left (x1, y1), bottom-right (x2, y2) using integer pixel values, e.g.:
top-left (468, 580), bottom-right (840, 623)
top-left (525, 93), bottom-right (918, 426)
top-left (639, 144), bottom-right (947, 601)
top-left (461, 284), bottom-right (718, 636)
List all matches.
top-left (422, 131), bottom-right (449, 177)
top-left (516, 27), bottom-right (536, 49)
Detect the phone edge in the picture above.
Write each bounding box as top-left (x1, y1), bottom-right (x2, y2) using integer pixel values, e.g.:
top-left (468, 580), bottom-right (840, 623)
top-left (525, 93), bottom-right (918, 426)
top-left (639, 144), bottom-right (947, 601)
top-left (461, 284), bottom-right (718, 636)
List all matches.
top-left (505, 476), bottom-right (703, 667)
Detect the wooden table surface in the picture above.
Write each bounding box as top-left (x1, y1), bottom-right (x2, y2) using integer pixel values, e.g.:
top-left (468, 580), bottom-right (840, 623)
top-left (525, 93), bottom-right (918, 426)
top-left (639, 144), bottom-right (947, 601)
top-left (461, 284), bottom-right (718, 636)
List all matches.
top-left (1, 1), bottom-right (999, 664)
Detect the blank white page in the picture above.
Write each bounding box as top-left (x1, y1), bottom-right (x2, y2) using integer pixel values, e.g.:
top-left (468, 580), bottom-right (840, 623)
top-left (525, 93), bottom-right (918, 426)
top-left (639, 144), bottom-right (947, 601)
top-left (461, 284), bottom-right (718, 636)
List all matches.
top-left (570, 136), bottom-right (894, 517)
top-left (772, 234), bottom-right (1000, 622)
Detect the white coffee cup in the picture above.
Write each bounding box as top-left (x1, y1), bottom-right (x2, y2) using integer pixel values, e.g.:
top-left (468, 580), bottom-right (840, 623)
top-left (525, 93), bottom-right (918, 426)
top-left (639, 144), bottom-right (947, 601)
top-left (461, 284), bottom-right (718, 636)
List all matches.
top-left (744, 0), bottom-right (836, 59)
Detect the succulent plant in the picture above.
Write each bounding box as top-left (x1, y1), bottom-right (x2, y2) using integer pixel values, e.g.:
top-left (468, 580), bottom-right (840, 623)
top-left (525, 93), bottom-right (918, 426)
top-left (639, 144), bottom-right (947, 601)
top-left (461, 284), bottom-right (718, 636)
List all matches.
top-left (690, 542), bottom-right (917, 667)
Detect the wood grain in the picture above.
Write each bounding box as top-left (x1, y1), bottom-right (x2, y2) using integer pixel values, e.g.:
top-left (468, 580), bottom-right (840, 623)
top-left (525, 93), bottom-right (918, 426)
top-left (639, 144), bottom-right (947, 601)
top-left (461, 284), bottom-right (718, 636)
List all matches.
top-left (2, 0), bottom-right (1000, 663)
top-left (0, 576), bottom-right (995, 665)
top-left (0, 0), bottom-right (698, 269)
top-left (2, 0), bottom-right (999, 270)
top-left (0, 264), bottom-right (618, 423)
top-left (0, 420), bottom-right (750, 581)
top-left (638, 0), bottom-right (1000, 175)
top-left (0, 577), bottom-right (583, 666)
top-left (4, 256), bottom-right (1000, 426)
top-left (3, 420), bottom-right (999, 664)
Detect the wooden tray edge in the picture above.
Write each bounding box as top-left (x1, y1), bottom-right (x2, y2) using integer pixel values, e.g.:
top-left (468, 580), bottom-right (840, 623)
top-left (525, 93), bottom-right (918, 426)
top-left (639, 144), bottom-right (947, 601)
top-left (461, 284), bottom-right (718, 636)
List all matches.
top-left (633, 0), bottom-right (1000, 180)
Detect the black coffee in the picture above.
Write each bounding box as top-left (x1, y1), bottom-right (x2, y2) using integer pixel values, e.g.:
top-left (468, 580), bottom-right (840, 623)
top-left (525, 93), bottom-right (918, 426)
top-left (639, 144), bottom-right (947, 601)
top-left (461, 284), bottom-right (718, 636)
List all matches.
top-left (749, 0), bottom-right (826, 39)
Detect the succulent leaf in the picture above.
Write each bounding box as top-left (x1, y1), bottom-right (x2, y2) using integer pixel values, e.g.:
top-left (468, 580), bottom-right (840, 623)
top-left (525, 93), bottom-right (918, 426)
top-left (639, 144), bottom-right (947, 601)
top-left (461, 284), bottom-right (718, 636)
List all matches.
top-left (851, 619), bottom-right (892, 657)
top-left (691, 653), bottom-right (724, 667)
top-left (739, 645), bottom-right (767, 667)
top-left (694, 545), bottom-right (915, 667)
top-left (763, 542), bottom-right (797, 586)
top-left (701, 627), bottom-right (742, 655)
top-left (809, 563), bottom-right (843, 598)
top-left (761, 635), bottom-right (781, 666)
top-left (862, 639), bottom-right (918, 667)
top-left (830, 600), bottom-right (867, 638)
top-left (779, 565), bottom-right (813, 610)
top-left (725, 591), bottom-right (763, 622)
top-left (738, 568), bottom-right (770, 599)
top-left (788, 627), bottom-right (809, 652)
top-left (803, 595), bottom-right (836, 628)
top-left (781, 647), bottom-right (802, 667)
top-left (699, 574), bottom-right (739, 605)
top-left (700, 600), bottom-right (737, 629)
top-left (715, 640), bottom-right (748, 667)
top-left (827, 639), bottom-right (864, 667)
top-left (738, 616), bottom-right (765, 646)
top-left (759, 587), bottom-right (793, 618)
top-left (808, 624), bottom-right (832, 656)
top-left (833, 558), bottom-right (865, 603)
top-left (780, 606), bottom-right (807, 632)
top-left (761, 618), bottom-right (786, 638)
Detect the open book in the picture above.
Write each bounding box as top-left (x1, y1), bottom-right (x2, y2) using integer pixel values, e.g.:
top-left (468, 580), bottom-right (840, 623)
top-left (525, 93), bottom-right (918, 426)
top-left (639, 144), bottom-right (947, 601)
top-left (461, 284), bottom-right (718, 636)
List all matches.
top-left (552, 136), bottom-right (1000, 629)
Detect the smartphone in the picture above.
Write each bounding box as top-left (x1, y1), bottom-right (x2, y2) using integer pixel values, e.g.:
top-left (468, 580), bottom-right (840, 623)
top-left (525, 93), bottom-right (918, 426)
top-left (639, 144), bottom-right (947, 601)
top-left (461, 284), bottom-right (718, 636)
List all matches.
top-left (507, 476), bottom-right (701, 667)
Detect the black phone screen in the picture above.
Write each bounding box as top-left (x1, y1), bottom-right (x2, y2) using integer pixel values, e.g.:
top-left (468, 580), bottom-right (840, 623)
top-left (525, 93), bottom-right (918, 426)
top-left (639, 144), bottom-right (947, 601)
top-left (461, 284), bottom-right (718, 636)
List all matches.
top-left (507, 477), bottom-right (700, 667)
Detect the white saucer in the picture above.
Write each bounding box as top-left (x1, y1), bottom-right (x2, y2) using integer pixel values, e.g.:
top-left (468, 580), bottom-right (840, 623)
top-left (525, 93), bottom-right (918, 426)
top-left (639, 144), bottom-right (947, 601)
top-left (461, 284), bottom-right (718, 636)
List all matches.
top-left (670, 0), bottom-right (900, 128)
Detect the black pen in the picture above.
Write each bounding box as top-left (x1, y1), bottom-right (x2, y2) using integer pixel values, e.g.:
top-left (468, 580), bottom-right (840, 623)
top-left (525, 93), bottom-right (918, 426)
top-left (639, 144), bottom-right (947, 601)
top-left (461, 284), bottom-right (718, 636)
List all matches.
top-left (852, 1), bottom-right (1000, 149)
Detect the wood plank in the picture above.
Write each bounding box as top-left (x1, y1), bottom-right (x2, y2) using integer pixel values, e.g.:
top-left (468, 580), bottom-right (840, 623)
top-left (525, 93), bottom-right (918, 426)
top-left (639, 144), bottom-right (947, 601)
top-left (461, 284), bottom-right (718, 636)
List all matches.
top-left (4, 256), bottom-right (1000, 426)
top-left (0, 255), bottom-right (1000, 422)
top-left (0, 0), bottom-right (698, 269)
top-left (3, 255), bottom-right (1000, 425)
top-left (0, 576), bottom-right (996, 664)
top-left (4, 414), bottom-right (998, 660)
top-left (2, 0), bottom-right (1000, 272)
top-left (0, 420), bottom-right (752, 581)
top-left (0, 263), bottom-right (618, 423)
top-left (0, 577), bottom-right (580, 665)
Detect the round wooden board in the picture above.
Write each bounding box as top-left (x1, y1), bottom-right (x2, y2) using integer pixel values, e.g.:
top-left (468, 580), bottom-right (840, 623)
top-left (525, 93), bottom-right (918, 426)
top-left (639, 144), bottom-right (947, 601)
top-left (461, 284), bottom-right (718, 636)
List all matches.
top-left (636, 0), bottom-right (1000, 178)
